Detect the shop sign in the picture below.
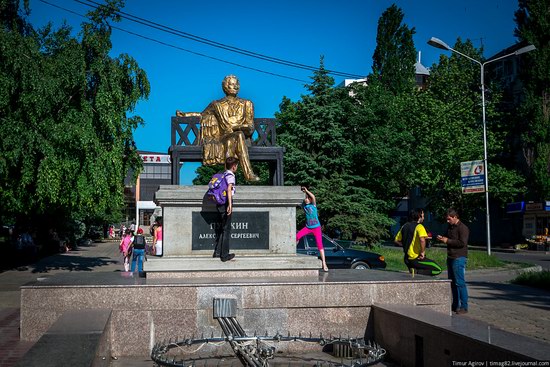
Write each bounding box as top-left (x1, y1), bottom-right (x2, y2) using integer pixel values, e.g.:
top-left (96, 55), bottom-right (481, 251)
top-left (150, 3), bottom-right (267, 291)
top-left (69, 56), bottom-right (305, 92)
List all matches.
top-left (506, 202), bottom-right (524, 213)
top-left (525, 202), bottom-right (543, 211)
top-left (141, 154), bottom-right (171, 164)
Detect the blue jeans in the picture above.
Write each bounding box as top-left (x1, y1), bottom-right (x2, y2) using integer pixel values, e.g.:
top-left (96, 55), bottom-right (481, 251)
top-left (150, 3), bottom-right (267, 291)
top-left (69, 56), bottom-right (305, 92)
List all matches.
top-left (131, 249), bottom-right (145, 273)
top-left (447, 257), bottom-right (468, 311)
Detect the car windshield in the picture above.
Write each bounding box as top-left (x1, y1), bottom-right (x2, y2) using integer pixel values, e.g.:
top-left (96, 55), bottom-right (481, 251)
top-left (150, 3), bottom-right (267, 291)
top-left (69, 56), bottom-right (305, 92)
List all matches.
top-left (334, 239), bottom-right (354, 249)
top-left (321, 235), bottom-right (337, 250)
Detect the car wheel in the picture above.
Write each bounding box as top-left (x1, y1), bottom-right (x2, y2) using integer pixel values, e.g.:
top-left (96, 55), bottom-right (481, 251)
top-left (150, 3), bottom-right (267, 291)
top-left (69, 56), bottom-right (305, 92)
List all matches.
top-left (351, 261), bottom-right (370, 270)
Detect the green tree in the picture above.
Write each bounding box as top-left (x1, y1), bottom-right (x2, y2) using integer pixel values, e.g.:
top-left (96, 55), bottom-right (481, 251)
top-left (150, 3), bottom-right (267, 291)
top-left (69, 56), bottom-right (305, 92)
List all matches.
top-left (277, 57), bottom-right (349, 185)
top-left (372, 4), bottom-right (417, 95)
top-left (0, 0), bottom-right (149, 238)
top-left (276, 58), bottom-right (392, 242)
top-left (344, 78), bottom-right (416, 205)
top-left (514, 0), bottom-right (550, 200)
top-left (413, 39), bottom-right (525, 219)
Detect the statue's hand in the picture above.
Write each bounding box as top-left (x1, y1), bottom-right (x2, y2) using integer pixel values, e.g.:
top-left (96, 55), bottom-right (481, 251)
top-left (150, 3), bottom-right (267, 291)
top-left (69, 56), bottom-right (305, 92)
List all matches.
top-left (176, 110), bottom-right (201, 117)
top-left (235, 123), bottom-right (253, 135)
top-left (245, 125), bottom-right (254, 137)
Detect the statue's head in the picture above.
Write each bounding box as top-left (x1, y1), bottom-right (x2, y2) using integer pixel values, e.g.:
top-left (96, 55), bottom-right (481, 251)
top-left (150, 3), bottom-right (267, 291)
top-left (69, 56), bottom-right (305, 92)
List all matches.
top-left (222, 75), bottom-right (240, 96)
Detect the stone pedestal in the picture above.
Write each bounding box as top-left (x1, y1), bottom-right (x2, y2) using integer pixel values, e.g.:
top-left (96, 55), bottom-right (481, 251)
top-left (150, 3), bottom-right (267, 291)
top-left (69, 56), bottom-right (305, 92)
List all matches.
top-left (20, 271), bottom-right (452, 357)
top-left (144, 185), bottom-right (320, 277)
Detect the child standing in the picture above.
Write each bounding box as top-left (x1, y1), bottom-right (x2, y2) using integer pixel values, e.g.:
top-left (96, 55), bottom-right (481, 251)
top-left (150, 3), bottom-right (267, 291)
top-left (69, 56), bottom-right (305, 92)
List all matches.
top-left (131, 227), bottom-right (147, 275)
top-left (119, 229), bottom-right (133, 272)
top-left (296, 187), bottom-right (329, 272)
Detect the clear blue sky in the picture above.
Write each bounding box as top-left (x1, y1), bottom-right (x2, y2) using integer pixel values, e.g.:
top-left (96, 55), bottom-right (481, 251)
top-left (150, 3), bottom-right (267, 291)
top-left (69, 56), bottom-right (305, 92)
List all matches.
top-left (28, 0), bottom-right (519, 183)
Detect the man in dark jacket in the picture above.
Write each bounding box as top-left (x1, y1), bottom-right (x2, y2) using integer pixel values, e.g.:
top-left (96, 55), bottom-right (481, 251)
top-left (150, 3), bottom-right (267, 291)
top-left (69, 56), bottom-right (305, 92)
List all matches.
top-left (437, 208), bottom-right (470, 314)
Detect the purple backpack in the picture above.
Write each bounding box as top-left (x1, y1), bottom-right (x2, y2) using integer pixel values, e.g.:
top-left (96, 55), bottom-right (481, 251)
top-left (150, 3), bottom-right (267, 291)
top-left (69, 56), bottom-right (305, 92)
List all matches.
top-left (207, 172), bottom-right (229, 205)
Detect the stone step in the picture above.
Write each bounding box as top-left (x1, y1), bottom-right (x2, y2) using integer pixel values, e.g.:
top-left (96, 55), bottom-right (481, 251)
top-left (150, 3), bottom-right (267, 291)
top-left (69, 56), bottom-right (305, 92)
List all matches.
top-left (144, 254), bottom-right (321, 278)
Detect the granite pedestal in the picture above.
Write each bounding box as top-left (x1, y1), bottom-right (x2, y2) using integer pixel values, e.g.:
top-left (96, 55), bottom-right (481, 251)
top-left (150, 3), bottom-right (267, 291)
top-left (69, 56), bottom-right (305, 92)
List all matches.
top-left (144, 185), bottom-right (320, 278)
top-left (19, 270), bottom-right (451, 357)
top-left (373, 304), bottom-right (550, 365)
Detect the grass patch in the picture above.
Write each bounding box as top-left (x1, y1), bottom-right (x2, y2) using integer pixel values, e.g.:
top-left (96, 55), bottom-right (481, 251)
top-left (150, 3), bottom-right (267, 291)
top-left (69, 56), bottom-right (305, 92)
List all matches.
top-left (355, 245), bottom-right (508, 272)
top-left (511, 270), bottom-right (550, 291)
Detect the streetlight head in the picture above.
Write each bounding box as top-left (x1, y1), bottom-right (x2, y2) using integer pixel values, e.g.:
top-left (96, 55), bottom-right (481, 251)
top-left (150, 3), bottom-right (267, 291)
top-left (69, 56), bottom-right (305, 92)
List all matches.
top-left (515, 44), bottom-right (536, 55)
top-left (428, 37), bottom-right (451, 51)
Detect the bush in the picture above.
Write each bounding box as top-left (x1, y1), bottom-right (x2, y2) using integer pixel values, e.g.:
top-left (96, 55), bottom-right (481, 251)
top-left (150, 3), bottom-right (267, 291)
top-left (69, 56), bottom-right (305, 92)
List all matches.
top-left (360, 245), bottom-right (508, 272)
top-left (511, 270), bottom-right (550, 291)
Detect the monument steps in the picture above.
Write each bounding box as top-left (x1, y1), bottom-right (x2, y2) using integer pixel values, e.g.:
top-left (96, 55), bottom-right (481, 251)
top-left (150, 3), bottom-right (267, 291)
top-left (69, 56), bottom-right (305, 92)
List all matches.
top-left (145, 255), bottom-right (320, 278)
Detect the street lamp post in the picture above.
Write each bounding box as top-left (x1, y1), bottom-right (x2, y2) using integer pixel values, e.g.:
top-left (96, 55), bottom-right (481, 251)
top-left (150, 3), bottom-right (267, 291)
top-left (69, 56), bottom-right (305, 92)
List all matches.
top-left (427, 37), bottom-right (535, 255)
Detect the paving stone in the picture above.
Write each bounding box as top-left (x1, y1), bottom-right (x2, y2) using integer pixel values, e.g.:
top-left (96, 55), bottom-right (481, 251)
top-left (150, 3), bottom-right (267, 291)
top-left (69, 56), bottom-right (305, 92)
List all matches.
top-left (0, 240), bottom-right (548, 366)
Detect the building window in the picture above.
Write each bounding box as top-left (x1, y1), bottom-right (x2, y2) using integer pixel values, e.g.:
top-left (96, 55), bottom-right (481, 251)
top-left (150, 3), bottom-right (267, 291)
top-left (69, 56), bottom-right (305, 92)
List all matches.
top-left (140, 210), bottom-right (155, 227)
top-left (141, 164), bottom-right (171, 179)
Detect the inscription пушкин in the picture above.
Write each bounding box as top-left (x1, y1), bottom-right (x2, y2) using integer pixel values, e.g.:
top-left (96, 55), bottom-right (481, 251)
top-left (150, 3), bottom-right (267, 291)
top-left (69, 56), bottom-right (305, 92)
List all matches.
top-left (192, 212), bottom-right (269, 250)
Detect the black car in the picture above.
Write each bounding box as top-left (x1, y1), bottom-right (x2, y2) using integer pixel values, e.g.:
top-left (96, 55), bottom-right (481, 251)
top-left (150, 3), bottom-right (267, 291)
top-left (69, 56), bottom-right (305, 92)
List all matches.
top-left (297, 234), bottom-right (386, 270)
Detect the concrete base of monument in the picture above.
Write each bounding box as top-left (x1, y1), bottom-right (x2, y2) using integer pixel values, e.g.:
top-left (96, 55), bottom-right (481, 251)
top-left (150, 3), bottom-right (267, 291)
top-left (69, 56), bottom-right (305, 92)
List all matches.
top-left (154, 185), bottom-right (305, 257)
top-left (144, 254), bottom-right (321, 278)
top-left (149, 185), bottom-right (321, 278)
top-left (19, 270), bottom-right (452, 357)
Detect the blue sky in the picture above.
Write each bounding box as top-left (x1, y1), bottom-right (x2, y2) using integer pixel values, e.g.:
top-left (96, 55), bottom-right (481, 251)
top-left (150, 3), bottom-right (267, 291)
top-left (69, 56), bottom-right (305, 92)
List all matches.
top-left (28, 0), bottom-right (519, 183)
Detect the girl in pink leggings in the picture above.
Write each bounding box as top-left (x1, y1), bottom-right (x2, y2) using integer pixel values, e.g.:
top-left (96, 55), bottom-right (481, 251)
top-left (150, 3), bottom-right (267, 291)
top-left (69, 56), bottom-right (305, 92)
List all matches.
top-left (296, 187), bottom-right (329, 272)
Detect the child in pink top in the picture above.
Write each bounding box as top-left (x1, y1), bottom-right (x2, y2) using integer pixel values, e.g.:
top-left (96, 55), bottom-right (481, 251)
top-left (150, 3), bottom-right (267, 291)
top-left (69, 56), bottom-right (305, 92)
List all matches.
top-left (119, 229), bottom-right (133, 271)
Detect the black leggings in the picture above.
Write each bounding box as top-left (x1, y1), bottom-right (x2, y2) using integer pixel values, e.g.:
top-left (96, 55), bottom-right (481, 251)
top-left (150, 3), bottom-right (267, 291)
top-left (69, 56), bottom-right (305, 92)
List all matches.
top-left (405, 256), bottom-right (442, 276)
top-left (214, 204), bottom-right (232, 258)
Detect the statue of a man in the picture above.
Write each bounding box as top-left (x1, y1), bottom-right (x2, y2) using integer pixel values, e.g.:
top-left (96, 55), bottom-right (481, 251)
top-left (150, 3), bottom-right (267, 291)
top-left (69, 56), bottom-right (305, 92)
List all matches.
top-left (199, 75), bottom-right (260, 181)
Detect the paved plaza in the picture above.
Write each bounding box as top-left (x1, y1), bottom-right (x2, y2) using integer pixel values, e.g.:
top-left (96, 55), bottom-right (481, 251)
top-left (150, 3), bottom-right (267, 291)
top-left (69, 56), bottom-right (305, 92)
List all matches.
top-left (0, 240), bottom-right (548, 366)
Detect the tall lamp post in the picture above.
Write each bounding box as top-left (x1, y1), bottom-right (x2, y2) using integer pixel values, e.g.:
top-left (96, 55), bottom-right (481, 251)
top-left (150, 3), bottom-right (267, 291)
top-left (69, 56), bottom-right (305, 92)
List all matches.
top-left (427, 37), bottom-right (535, 255)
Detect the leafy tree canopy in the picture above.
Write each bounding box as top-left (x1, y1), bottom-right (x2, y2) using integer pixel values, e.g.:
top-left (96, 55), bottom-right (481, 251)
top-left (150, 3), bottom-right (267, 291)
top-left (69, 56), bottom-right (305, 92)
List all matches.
top-left (0, 0), bottom-right (149, 235)
top-left (277, 58), bottom-right (393, 242)
top-left (411, 39), bottom-right (525, 219)
top-left (514, 0), bottom-right (550, 200)
top-left (372, 3), bottom-right (417, 95)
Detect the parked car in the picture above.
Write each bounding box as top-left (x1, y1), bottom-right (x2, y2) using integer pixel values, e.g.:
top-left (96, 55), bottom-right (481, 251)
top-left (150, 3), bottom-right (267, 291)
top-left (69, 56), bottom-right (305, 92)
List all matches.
top-left (297, 234), bottom-right (386, 269)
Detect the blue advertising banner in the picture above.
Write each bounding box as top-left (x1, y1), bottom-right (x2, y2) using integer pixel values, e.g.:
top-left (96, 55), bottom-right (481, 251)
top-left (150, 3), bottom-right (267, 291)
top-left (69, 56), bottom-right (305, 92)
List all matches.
top-left (461, 160), bottom-right (485, 194)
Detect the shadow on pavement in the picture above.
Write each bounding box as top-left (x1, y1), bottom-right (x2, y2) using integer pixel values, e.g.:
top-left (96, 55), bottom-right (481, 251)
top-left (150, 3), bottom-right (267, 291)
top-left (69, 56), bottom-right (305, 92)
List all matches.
top-left (1, 240), bottom-right (120, 274)
top-left (469, 280), bottom-right (550, 311)
top-left (24, 254), bottom-right (118, 273)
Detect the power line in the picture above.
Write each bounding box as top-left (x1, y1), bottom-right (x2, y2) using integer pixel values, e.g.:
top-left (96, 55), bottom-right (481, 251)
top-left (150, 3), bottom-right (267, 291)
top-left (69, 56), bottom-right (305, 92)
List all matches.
top-left (74, 0), bottom-right (366, 79)
top-left (38, 0), bottom-right (309, 83)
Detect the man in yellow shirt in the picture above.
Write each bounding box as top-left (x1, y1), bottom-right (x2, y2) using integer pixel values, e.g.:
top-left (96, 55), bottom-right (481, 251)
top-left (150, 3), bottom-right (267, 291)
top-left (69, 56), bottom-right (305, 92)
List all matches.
top-left (395, 208), bottom-right (442, 276)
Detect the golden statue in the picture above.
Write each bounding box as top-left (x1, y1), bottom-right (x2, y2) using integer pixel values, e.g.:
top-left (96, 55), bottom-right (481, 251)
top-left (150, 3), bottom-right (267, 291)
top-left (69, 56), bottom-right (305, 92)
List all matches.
top-left (196, 75), bottom-right (260, 181)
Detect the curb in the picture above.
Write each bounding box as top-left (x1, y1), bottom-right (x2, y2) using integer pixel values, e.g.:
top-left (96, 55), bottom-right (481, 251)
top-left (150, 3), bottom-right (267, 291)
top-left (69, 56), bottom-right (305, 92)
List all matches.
top-left (515, 265), bottom-right (543, 274)
top-left (467, 265), bottom-right (542, 275)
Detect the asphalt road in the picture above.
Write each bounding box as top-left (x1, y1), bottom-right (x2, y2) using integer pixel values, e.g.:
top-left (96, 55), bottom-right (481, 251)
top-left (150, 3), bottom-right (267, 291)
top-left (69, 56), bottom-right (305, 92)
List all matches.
top-left (492, 249), bottom-right (550, 269)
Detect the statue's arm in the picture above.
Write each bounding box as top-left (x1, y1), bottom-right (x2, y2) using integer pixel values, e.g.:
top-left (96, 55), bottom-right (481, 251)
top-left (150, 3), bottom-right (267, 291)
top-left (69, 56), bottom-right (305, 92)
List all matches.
top-left (176, 110), bottom-right (201, 117)
top-left (245, 100), bottom-right (254, 124)
top-left (241, 99), bottom-right (255, 136)
top-left (200, 103), bottom-right (220, 143)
